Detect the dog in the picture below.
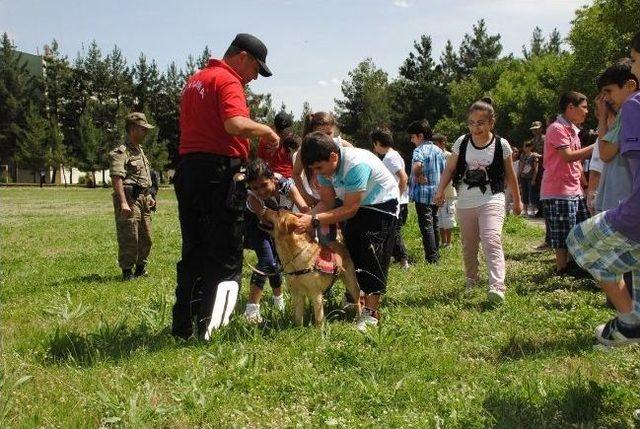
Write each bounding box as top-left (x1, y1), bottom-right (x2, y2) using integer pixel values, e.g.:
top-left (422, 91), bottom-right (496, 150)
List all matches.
top-left (261, 209), bottom-right (361, 326)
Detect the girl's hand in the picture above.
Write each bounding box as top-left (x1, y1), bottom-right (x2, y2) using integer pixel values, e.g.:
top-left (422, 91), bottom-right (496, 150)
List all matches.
top-left (433, 191), bottom-right (445, 206)
top-left (293, 213), bottom-right (313, 234)
top-left (247, 192), bottom-right (265, 215)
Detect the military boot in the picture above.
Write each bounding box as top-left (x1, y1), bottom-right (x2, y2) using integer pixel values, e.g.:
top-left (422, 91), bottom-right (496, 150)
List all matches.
top-left (122, 268), bottom-right (134, 281)
top-left (134, 264), bottom-right (148, 278)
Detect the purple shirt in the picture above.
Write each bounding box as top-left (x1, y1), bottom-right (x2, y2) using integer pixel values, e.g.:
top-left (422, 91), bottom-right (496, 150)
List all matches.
top-left (605, 91), bottom-right (640, 242)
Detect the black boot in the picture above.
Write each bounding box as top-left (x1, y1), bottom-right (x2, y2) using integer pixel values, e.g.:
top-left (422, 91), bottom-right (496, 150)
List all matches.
top-left (134, 264), bottom-right (148, 277)
top-left (122, 268), bottom-right (134, 281)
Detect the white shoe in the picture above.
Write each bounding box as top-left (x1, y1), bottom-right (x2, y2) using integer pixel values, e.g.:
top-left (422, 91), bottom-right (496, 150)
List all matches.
top-left (244, 303), bottom-right (262, 323)
top-left (273, 294), bottom-right (285, 312)
top-left (487, 289), bottom-right (505, 304)
top-left (356, 313), bottom-right (379, 332)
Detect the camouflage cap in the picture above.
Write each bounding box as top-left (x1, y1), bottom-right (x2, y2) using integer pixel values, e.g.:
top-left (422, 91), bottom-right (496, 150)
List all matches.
top-left (529, 121), bottom-right (542, 130)
top-left (126, 112), bottom-right (155, 129)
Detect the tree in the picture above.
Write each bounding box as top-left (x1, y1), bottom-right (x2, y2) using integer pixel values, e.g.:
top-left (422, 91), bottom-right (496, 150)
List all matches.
top-left (392, 35), bottom-right (450, 131)
top-left (197, 46), bottom-right (212, 69)
top-left (157, 61), bottom-right (182, 167)
top-left (334, 58), bottom-right (391, 146)
top-left (458, 19), bottom-right (503, 77)
top-left (440, 40), bottom-right (461, 84)
top-left (522, 27), bottom-right (564, 59)
top-left (77, 108), bottom-right (103, 186)
top-left (139, 108), bottom-right (169, 173)
top-left (0, 32), bottom-right (42, 169)
top-left (15, 106), bottom-right (48, 182)
top-left (567, 0), bottom-right (640, 99)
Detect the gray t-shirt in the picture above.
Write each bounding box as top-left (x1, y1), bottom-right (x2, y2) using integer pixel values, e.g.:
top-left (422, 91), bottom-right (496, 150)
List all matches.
top-left (594, 141), bottom-right (632, 212)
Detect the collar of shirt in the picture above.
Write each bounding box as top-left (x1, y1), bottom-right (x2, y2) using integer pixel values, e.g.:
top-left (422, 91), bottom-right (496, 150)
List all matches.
top-left (556, 115), bottom-right (580, 135)
top-left (207, 58), bottom-right (244, 84)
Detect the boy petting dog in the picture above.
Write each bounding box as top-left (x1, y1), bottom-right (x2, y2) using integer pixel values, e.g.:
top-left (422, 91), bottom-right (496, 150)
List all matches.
top-left (295, 131), bottom-right (399, 332)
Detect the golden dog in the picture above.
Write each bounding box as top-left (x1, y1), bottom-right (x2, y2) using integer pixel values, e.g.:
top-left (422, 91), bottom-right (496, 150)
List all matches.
top-left (262, 209), bottom-right (361, 326)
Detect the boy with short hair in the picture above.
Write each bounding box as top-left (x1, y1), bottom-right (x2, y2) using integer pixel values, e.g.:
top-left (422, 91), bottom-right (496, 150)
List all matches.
top-left (295, 132), bottom-right (399, 332)
top-left (408, 120), bottom-right (446, 263)
top-left (541, 91), bottom-right (594, 275)
top-left (519, 140), bottom-right (539, 216)
top-left (567, 35), bottom-right (640, 346)
top-left (371, 128), bottom-right (410, 268)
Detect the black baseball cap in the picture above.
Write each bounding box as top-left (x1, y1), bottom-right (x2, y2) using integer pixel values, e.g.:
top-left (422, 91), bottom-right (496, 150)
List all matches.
top-left (274, 111), bottom-right (293, 132)
top-left (230, 33), bottom-right (272, 77)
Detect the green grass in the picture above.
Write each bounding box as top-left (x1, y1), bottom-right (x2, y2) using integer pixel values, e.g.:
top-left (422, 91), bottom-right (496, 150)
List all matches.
top-left (1, 187), bottom-right (639, 428)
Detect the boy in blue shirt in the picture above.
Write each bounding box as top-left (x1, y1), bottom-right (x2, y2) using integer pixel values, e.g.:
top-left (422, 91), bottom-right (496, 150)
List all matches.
top-left (295, 131), bottom-right (399, 331)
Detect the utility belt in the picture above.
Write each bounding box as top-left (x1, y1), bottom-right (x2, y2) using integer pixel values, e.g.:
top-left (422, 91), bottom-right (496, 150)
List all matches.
top-left (123, 183), bottom-right (150, 200)
top-left (178, 152), bottom-right (247, 212)
top-left (179, 152), bottom-right (243, 169)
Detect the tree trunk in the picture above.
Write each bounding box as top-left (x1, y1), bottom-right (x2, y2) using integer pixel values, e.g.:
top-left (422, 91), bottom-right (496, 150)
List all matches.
top-left (62, 165), bottom-right (68, 188)
top-left (92, 170), bottom-right (97, 188)
top-left (51, 165), bottom-right (57, 185)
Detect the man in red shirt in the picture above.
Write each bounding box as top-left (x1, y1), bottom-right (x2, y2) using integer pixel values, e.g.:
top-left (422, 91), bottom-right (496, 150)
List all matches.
top-left (172, 33), bottom-right (279, 341)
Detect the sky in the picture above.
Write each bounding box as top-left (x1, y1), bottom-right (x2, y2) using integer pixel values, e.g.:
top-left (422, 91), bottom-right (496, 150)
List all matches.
top-left (1, 0), bottom-right (591, 116)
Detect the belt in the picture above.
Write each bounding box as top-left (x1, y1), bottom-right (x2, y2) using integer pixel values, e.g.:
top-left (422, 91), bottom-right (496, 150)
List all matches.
top-left (180, 152), bottom-right (243, 168)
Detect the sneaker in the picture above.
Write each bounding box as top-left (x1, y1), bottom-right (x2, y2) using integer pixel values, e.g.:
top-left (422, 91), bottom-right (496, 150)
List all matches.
top-left (441, 243), bottom-right (450, 249)
top-left (122, 269), bottom-right (134, 281)
top-left (400, 259), bottom-right (410, 270)
top-left (356, 310), bottom-right (379, 332)
top-left (595, 317), bottom-right (640, 347)
top-left (244, 303), bottom-right (263, 324)
top-left (487, 288), bottom-right (505, 304)
top-left (273, 294), bottom-right (285, 312)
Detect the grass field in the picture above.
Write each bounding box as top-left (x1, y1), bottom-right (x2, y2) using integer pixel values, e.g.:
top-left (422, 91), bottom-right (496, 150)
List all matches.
top-left (1, 187), bottom-right (639, 428)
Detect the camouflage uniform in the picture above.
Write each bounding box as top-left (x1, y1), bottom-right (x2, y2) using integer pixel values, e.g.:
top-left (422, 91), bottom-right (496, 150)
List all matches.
top-left (109, 139), bottom-right (153, 270)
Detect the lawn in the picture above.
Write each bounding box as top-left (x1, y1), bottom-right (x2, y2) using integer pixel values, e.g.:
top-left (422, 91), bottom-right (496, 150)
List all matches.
top-left (1, 187), bottom-right (639, 428)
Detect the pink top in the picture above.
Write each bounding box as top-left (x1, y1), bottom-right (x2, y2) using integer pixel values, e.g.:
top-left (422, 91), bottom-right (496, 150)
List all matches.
top-left (541, 116), bottom-right (584, 198)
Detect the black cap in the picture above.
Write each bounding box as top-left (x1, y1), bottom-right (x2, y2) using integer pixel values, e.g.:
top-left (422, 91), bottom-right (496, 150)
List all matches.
top-left (230, 33), bottom-right (272, 77)
top-left (274, 111), bottom-right (293, 132)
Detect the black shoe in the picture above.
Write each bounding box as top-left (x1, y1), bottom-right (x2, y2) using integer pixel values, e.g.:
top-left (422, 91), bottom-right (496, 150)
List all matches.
top-left (566, 261), bottom-right (592, 279)
top-left (595, 317), bottom-right (640, 346)
top-left (122, 269), bottom-right (134, 281)
top-left (134, 265), bottom-right (148, 277)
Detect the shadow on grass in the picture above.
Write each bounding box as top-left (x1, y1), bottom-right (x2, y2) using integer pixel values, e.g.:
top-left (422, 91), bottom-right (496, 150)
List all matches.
top-left (499, 331), bottom-right (594, 360)
top-left (47, 273), bottom-right (123, 287)
top-left (385, 288), bottom-right (465, 309)
top-left (42, 320), bottom-right (178, 367)
top-left (483, 378), bottom-right (611, 428)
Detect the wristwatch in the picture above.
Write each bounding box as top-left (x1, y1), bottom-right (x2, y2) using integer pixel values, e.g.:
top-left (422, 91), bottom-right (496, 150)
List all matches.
top-left (311, 214), bottom-right (320, 229)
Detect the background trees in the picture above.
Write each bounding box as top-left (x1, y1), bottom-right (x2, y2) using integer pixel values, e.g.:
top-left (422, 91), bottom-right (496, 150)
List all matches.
top-left (1, 0), bottom-right (638, 182)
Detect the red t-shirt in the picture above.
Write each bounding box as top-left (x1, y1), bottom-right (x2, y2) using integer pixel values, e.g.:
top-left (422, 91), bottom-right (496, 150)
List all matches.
top-left (257, 137), bottom-right (294, 178)
top-left (179, 59), bottom-right (250, 159)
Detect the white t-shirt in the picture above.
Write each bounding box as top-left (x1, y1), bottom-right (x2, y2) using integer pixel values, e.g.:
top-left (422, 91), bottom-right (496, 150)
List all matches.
top-left (589, 138), bottom-right (604, 173)
top-left (452, 134), bottom-right (513, 209)
top-left (381, 149), bottom-right (409, 204)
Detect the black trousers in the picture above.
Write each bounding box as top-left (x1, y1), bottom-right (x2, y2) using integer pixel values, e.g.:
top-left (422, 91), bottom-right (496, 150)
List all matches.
top-left (415, 202), bottom-right (440, 263)
top-left (343, 206), bottom-right (396, 295)
top-left (391, 203), bottom-right (409, 262)
top-left (172, 154), bottom-right (245, 339)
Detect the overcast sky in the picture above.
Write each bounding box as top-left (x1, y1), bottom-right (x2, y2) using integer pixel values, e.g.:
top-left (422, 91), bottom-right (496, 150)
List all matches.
top-left (1, 0), bottom-right (590, 115)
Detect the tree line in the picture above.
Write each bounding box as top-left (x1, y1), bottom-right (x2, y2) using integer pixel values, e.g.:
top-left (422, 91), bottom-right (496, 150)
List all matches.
top-left (1, 0), bottom-right (638, 183)
top-left (334, 0), bottom-right (640, 154)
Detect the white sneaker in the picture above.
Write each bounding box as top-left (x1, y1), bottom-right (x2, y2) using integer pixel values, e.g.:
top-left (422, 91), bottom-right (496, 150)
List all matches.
top-left (356, 313), bottom-right (379, 332)
top-left (244, 303), bottom-right (262, 323)
top-left (273, 294), bottom-right (285, 312)
top-left (487, 289), bottom-right (505, 304)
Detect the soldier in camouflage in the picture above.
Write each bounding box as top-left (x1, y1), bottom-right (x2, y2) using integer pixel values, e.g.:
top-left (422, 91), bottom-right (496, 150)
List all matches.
top-left (109, 112), bottom-right (156, 280)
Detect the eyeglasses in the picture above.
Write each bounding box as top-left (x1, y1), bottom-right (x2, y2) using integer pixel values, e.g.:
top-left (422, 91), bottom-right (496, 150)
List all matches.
top-left (467, 120), bottom-right (488, 127)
